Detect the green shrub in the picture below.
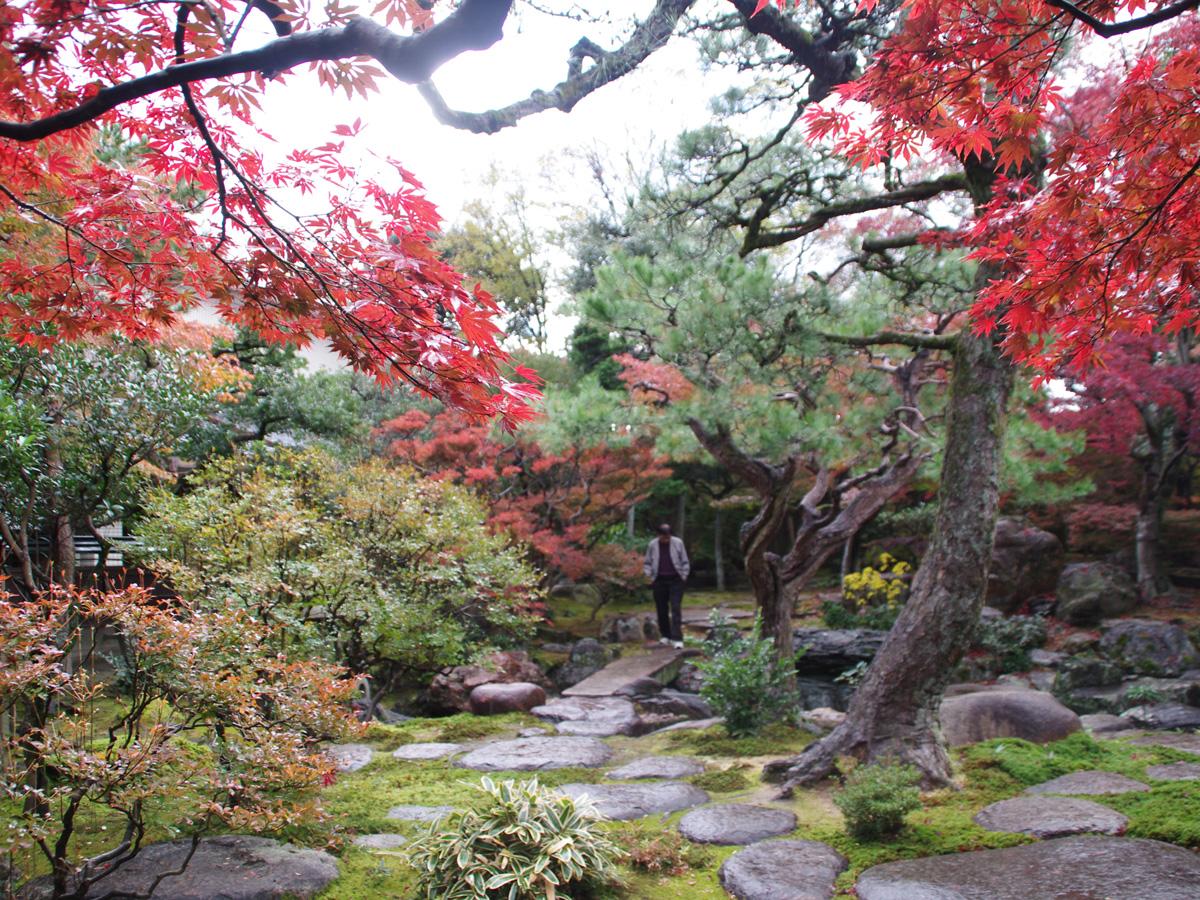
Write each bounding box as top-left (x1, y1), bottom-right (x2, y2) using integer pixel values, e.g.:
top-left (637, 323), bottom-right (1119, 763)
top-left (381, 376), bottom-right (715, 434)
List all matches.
top-left (690, 767), bottom-right (752, 793)
top-left (698, 617), bottom-right (798, 737)
top-left (834, 763), bottom-right (922, 840)
top-left (408, 777), bottom-right (618, 899)
top-left (975, 615), bottom-right (1047, 673)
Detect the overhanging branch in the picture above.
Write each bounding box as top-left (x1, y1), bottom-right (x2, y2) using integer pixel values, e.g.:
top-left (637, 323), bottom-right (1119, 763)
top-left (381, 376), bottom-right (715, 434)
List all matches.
top-left (1043, 0), bottom-right (1199, 37)
top-left (820, 330), bottom-right (958, 351)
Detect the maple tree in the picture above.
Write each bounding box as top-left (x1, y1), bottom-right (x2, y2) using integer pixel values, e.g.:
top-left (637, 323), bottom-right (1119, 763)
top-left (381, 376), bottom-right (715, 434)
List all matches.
top-left (0, 0), bottom-right (536, 428)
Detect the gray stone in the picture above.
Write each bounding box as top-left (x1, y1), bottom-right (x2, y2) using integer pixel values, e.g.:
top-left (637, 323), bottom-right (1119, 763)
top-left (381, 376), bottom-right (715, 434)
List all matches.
top-left (1123, 703), bottom-right (1200, 730)
top-left (793, 628), bottom-right (886, 675)
top-left (468, 681), bottom-right (546, 715)
top-left (325, 743), bottom-right (373, 772)
top-left (939, 689), bottom-right (1080, 747)
top-left (1101, 619), bottom-right (1200, 677)
top-left (974, 796), bottom-right (1128, 837)
top-left (385, 805), bottom-right (454, 823)
top-left (635, 689), bottom-right (713, 720)
top-left (607, 756), bottom-right (705, 780)
top-left (1146, 761), bottom-right (1200, 780)
top-left (563, 646), bottom-right (694, 698)
top-left (426, 650), bottom-right (551, 712)
top-left (1024, 771), bottom-right (1150, 795)
top-left (22, 836), bottom-right (338, 900)
top-left (554, 781), bottom-right (708, 821)
top-left (556, 718), bottom-right (636, 737)
top-left (1055, 562), bottom-right (1138, 626)
top-left (554, 638), bottom-right (609, 689)
top-left (1053, 656), bottom-right (1125, 693)
top-left (518, 727), bottom-right (550, 737)
top-left (352, 833), bottom-right (408, 850)
top-left (856, 836), bottom-right (1200, 900)
top-left (671, 661), bottom-right (705, 693)
top-left (615, 676), bottom-right (664, 697)
top-left (719, 839), bottom-right (848, 900)
top-left (1081, 713), bottom-right (1134, 734)
top-left (652, 716), bottom-right (725, 734)
top-left (1130, 732), bottom-right (1200, 755)
top-left (454, 736), bottom-right (613, 771)
top-left (391, 742), bottom-right (462, 761)
top-left (599, 612), bottom-right (659, 643)
top-left (985, 517), bottom-right (1064, 614)
top-left (532, 696), bottom-right (639, 737)
top-left (678, 804), bottom-right (797, 845)
top-left (1030, 648), bottom-right (1066, 668)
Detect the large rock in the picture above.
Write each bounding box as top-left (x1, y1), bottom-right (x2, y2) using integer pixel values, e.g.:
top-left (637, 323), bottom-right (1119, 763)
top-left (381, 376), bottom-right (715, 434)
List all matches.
top-left (607, 756), bottom-right (705, 780)
top-left (793, 628), bottom-right (886, 676)
top-left (1122, 702), bottom-right (1200, 730)
top-left (1024, 771), bottom-right (1149, 795)
top-left (468, 681), bottom-right (546, 715)
top-left (1053, 656), bottom-right (1125, 694)
top-left (598, 612), bottom-right (660, 643)
top-left (634, 689), bottom-right (713, 730)
top-left (678, 804), bottom-right (797, 845)
top-left (856, 836), bottom-right (1200, 900)
top-left (554, 781), bottom-right (708, 821)
top-left (532, 695), bottom-right (640, 737)
top-left (454, 736), bottom-right (613, 771)
top-left (1100, 619), bottom-right (1200, 676)
top-left (974, 795), bottom-right (1128, 837)
top-left (22, 836), bottom-right (338, 900)
top-left (939, 689), bottom-right (1081, 747)
top-left (719, 839), bottom-right (848, 900)
top-left (553, 638), bottom-right (609, 690)
top-left (426, 651), bottom-right (551, 713)
top-left (1054, 562), bottom-right (1138, 625)
top-left (985, 517), bottom-right (1064, 613)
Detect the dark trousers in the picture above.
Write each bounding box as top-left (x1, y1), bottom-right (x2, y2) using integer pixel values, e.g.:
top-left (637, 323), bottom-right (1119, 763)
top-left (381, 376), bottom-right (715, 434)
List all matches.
top-left (653, 576), bottom-right (685, 641)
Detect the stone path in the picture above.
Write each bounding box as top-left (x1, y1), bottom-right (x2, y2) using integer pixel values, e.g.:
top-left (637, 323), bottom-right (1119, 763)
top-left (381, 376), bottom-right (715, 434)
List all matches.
top-left (1130, 731), bottom-right (1200, 755)
top-left (1147, 761), bottom-right (1200, 780)
top-left (532, 696), bottom-right (639, 736)
top-left (453, 735), bottom-right (613, 771)
top-left (385, 804), bottom-right (454, 823)
top-left (973, 795), bottom-right (1127, 837)
top-left (325, 743), bottom-right (373, 772)
top-left (678, 804), bottom-right (797, 845)
top-left (1023, 770), bottom-right (1149, 795)
top-left (607, 755), bottom-right (705, 779)
top-left (719, 839), bottom-right (848, 900)
top-left (855, 836), bottom-right (1200, 899)
top-left (554, 781), bottom-right (708, 820)
top-left (391, 741), bottom-right (462, 761)
top-left (563, 646), bottom-right (693, 697)
top-left (353, 833), bottom-right (408, 850)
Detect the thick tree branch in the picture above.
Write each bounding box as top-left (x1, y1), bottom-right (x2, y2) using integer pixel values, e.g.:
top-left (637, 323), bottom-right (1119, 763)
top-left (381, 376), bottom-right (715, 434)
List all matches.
top-left (819, 330), bottom-right (958, 351)
top-left (685, 417), bottom-right (793, 497)
top-left (0, 0), bottom-right (513, 142)
top-left (861, 229), bottom-right (949, 252)
top-left (1042, 0), bottom-right (1199, 37)
top-left (727, 0), bottom-right (857, 100)
top-left (741, 173), bottom-right (968, 253)
top-left (416, 0), bottom-right (695, 134)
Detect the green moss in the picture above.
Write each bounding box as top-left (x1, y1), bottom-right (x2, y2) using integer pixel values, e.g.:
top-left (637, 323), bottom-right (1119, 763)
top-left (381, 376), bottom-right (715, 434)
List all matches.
top-left (960, 732), bottom-right (1189, 786)
top-left (663, 723), bottom-right (813, 758)
top-left (1106, 781), bottom-right (1200, 847)
top-left (317, 847), bottom-right (417, 899)
top-left (689, 768), bottom-right (753, 793)
top-left (362, 711), bottom-right (537, 749)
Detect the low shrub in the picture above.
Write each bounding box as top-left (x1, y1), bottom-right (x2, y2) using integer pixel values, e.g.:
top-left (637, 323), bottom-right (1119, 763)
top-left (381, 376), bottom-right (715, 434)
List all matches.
top-left (698, 617), bottom-right (798, 737)
top-left (824, 553), bottom-right (911, 629)
top-left (690, 767), bottom-right (753, 793)
top-left (614, 827), bottom-right (714, 876)
top-left (834, 762), bottom-right (922, 840)
top-left (408, 777), bottom-right (618, 899)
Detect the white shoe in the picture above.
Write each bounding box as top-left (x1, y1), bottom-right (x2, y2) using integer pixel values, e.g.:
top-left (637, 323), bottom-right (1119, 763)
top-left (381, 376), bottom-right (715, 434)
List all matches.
top-left (658, 637), bottom-right (671, 646)
top-left (672, 640), bottom-right (684, 649)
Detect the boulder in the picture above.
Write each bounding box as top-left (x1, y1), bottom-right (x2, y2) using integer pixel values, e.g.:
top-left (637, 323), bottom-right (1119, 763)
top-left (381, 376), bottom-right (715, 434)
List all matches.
top-left (1053, 657), bottom-right (1126, 693)
top-left (599, 612), bottom-right (660, 643)
top-left (1054, 562), bottom-right (1138, 626)
top-left (1122, 702), bottom-right (1200, 730)
top-left (553, 638), bottom-right (609, 689)
top-left (554, 781), bottom-right (708, 821)
top-left (531, 696), bottom-right (640, 736)
top-left (671, 661), bottom-right (705, 693)
top-left (426, 651), bottom-right (551, 713)
top-left (793, 628), bottom-right (886, 676)
top-left (719, 839), bottom-right (848, 900)
top-left (985, 517), bottom-right (1064, 613)
top-left (801, 707), bottom-right (847, 731)
top-left (635, 690), bottom-right (713, 721)
top-left (856, 836), bottom-right (1200, 900)
top-left (454, 736), bottom-right (613, 771)
top-left (469, 681), bottom-right (546, 715)
top-left (1100, 619), bottom-right (1200, 677)
top-left (678, 804), bottom-right (797, 845)
top-left (21, 836), bottom-right (338, 900)
top-left (1080, 713), bottom-right (1136, 735)
top-left (974, 796), bottom-right (1128, 837)
top-left (939, 689), bottom-right (1081, 747)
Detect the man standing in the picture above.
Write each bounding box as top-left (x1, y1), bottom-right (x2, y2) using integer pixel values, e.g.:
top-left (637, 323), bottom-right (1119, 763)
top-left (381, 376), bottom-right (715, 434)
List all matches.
top-left (644, 523), bottom-right (689, 649)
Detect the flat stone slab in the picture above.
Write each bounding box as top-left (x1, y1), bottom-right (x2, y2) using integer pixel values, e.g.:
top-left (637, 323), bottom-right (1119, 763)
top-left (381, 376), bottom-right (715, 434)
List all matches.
top-left (974, 796), bottom-right (1127, 837)
top-left (1129, 731), bottom-right (1200, 755)
top-left (391, 742), bottom-right (463, 761)
top-left (454, 736), bottom-right (613, 771)
top-left (1147, 761), bottom-right (1200, 780)
top-left (563, 647), bottom-right (692, 697)
top-left (555, 781), bottom-right (708, 821)
top-left (325, 743), bottom-right (373, 772)
top-left (856, 836), bottom-right (1200, 899)
top-left (719, 839), bottom-right (848, 900)
top-left (652, 716), bottom-right (724, 734)
top-left (353, 833), bottom-right (408, 850)
top-left (385, 804), bottom-right (454, 823)
top-left (678, 803), bottom-right (797, 845)
top-left (22, 836), bottom-right (338, 899)
top-left (1024, 770), bottom-right (1150, 795)
top-left (607, 756), bottom-right (705, 780)
top-left (532, 696), bottom-right (639, 736)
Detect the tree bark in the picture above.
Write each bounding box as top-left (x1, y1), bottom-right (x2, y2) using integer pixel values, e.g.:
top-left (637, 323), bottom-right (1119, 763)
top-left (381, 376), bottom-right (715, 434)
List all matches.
top-left (767, 321), bottom-right (1014, 790)
top-left (714, 507), bottom-right (726, 592)
top-left (1132, 405), bottom-right (1178, 600)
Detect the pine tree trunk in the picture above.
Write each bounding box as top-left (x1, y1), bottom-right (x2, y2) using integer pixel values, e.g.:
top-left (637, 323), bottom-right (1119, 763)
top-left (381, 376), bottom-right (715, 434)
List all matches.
top-left (714, 507), bottom-right (726, 592)
top-left (767, 323), bottom-right (1014, 790)
top-left (1135, 471), bottom-right (1172, 600)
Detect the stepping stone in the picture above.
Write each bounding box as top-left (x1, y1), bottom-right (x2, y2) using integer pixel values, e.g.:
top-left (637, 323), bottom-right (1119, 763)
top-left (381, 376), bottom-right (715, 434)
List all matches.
top-left (555, 781), bottom-right (708, 821)
top-left (1024, 771), bottom-right (1150, 795)
top-left (652, 716), bottom-right (724, 734)
top-left (563, 646), bottom-right (693, 697)
top-left (533, 696), bottom-right (640, 736)
top-left (22, 836), bottom-right (338, 899)
top-left (974, 796), bottom-right (1127, 837)
top-left (325, 743), bottom-right (373, 772)
top-left (1130, 732), bottom-right (1200, 755)
top-left (719, 839), bottom-right (847, 900)
top-left (1147, 761), bottom-right (1200, 781)
top-left (678, 803), bottom-right (797, 845)
top-left (391, 742), bottom-right (462, 761)
top-left (856, 835), bottom-right (1200, 900)
top-left (385, 804), bottom-right (454, 823)
top-left (518, 726), bottom-right (551, 737)
top-left (454, 736), bottom-right (612, 771)
top-left (353, 833), bottom-right (408, 850)
top-left (608, 756), bottom-right (705, 780)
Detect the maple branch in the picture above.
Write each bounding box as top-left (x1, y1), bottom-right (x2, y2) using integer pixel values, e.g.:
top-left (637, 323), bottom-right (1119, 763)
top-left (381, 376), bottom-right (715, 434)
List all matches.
top-left (416, 0), bottom-right (694, 134)
top-left (819, 330), bottom-right (958, 351)
top-left (1041, 0), bottom-right (1200, 37)
top-left (740, 173), bottom-right (968, 253)
top-left (0, 0), bottom-right (513, 142)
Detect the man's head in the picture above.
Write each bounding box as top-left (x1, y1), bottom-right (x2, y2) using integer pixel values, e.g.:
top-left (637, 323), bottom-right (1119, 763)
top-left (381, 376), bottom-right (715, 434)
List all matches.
top-left (657, 524), bottom-right (672, 542)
